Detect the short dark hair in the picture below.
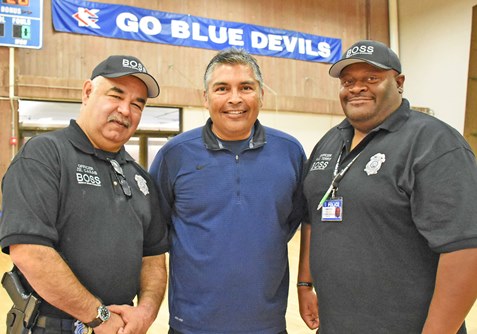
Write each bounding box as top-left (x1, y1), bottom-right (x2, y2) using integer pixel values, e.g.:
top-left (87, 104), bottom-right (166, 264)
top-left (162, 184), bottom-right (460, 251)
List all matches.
top-left (203, 48), bottom-right (263, 91)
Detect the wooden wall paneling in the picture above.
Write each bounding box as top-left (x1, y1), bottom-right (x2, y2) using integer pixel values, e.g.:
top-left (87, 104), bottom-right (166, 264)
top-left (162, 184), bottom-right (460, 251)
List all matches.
top-left (367, 0), bottom-right (391, 43)
top-left (0, 99), bottom-right (17, 209)
top-left (0, 47), bottom-right (15, 208)
top-left (464, 5), bottom-right (477, 153)
top-left (9, 0), bottom-right (389, 110)
top-left (16, 75), bottom-right (83, 100)
top-left (0, 48), bottom-right (9, 97)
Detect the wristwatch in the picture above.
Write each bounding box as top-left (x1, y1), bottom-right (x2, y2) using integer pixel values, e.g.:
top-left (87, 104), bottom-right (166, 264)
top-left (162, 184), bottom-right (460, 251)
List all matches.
top-left (85, 304), bottom-right (110, 328)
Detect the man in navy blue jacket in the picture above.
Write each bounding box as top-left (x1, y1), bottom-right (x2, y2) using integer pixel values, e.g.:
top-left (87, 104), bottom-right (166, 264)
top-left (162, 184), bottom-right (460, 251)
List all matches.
top-left (150, 48), bottom-right (306, 334)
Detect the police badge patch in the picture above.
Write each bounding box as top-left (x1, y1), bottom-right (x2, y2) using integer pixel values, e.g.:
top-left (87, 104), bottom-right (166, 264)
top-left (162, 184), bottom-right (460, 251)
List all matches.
top-left (135, 174), bottom-right (150, 195)
top-left (364, 153), bottom-right (386, 176)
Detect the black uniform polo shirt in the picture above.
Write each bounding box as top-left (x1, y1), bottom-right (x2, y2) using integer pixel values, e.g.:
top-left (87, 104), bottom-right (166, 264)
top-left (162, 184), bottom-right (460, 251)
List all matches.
top-left (0, 120), bottom-right (169, 317)
top-left (303, 99), bottom-right (477, 333)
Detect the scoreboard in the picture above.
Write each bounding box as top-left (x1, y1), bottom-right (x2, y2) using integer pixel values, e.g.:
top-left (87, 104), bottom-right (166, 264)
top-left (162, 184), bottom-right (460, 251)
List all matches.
top-left (0, 0), bottom-right (43, 48)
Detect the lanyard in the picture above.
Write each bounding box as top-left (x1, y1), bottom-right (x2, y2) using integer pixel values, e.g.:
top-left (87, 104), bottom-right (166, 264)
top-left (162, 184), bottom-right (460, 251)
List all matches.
top-left (317, 150), bottom-right (361, 211)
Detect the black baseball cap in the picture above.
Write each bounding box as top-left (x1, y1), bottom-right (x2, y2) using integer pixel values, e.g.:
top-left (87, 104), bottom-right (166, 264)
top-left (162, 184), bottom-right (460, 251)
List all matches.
top-left (329, 40), bottom-right (401, 78)
top-left (91, 55), bottom-right (160, 98)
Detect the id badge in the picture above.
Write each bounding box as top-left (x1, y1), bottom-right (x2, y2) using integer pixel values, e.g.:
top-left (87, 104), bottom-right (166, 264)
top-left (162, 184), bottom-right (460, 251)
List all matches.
top-left (321, 197), bottom-right (343, 222)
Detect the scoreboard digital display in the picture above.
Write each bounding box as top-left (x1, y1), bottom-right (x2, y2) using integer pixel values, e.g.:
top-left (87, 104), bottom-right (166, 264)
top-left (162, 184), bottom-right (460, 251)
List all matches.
top-left (0, 0), bottom-right (42, 48)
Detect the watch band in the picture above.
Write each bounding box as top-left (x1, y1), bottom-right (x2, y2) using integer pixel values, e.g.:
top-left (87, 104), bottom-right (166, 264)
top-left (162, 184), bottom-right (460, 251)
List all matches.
top-left (85, 317), bottom-right (102, 329)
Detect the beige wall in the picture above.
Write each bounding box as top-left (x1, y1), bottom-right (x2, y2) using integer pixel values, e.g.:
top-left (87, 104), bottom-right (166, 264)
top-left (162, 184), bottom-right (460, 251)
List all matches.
top-left (398, 0), bottom-right (477, 132)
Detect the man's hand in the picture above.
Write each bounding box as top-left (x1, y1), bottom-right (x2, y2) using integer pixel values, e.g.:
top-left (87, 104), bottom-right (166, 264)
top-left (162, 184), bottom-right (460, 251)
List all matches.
top-left (298, 287), bottom-right (320, 331)
top-left (297, 223), bottom-right (319, 331)
top-left (108, 304), bottom-right (155, 334)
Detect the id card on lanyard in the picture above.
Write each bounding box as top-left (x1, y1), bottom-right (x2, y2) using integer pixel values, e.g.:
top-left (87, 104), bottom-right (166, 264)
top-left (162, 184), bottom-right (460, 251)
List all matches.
top-left (321, 197), bottom-right (343, 222)
top-left (317, 131), bottom-right (379, 222)
top-left (317, 150), bottom-right (361, 223)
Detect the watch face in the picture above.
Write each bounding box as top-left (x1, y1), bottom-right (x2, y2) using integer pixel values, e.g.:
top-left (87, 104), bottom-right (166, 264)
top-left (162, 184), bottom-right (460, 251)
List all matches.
top-left (98, 305), bottom-right (111, 321)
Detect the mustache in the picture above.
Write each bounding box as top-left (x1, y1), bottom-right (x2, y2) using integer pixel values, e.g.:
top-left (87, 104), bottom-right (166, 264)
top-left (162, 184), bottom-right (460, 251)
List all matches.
top-left (107, 114), bottom-right (131, 128)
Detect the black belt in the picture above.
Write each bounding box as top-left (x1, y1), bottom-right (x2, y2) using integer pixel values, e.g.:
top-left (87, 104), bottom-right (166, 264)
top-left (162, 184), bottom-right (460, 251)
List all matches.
top-left (36, 315), bottom-right (75, 330)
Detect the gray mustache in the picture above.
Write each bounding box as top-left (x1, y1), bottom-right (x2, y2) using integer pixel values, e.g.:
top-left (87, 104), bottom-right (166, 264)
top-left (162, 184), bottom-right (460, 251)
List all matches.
top-left (107, 114), bottom-right (131, 128)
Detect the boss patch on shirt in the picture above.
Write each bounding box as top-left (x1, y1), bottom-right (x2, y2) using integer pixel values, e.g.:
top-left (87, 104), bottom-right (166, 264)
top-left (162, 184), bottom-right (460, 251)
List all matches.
top-left (76, 164), bottom-right (101, 187)
top-left (309, 153), bottom-right (333, 171)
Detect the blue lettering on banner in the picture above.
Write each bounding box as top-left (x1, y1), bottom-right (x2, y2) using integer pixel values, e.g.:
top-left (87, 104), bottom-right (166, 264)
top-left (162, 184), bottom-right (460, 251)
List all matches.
top-left (51, 0), bottom-right (341, 63)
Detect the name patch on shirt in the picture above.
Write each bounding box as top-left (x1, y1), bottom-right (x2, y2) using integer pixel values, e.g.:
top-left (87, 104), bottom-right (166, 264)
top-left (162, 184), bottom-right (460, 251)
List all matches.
top-left (76, 164), bottom-right (101, 187)
top-left (309, 153), bottom-right (333, 171)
